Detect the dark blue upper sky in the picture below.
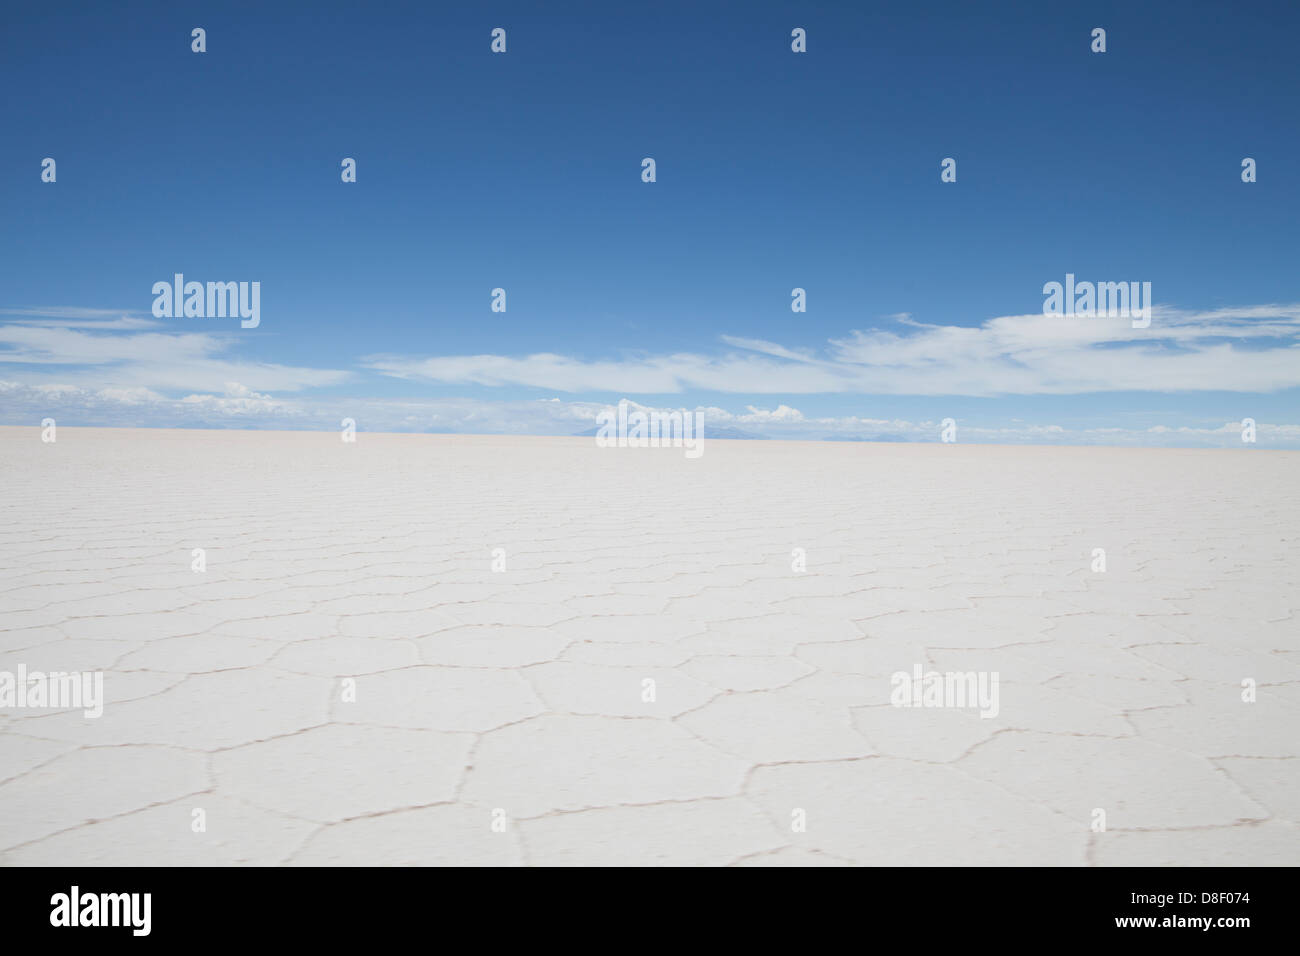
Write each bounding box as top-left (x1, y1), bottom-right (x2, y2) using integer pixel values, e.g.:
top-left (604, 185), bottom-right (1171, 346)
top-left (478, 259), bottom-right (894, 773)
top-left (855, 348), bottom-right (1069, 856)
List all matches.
top-left (2, 0), bottom-right (1298, 443)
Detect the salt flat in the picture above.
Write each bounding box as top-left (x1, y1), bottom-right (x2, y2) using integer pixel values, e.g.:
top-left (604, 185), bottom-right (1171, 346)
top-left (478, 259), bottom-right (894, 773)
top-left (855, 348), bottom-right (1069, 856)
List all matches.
top-left (0, 426), bottom-right (1297, 866)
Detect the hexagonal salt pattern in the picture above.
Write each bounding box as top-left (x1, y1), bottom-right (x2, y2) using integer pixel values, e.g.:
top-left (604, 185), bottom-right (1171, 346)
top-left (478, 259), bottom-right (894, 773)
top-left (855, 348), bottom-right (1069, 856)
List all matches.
top-left (0, 428), bottom-right (1296, 865)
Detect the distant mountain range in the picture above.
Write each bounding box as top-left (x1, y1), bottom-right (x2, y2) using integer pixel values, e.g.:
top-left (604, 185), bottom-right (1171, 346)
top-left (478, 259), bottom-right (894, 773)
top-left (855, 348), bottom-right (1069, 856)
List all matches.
top-left (570, 427), bottom-right (924, 442)
top-left (821, 435), bottom-right (911, 442)
top-left (571, 425), bottom-right (766, 440)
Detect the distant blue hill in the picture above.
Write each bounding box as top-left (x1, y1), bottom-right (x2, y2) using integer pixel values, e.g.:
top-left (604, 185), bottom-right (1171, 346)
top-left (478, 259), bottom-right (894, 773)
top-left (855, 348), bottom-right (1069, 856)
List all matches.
top-left (571, 425), bottom-right (766, 440)
top-left (821, 435), bottom-right (912, 442)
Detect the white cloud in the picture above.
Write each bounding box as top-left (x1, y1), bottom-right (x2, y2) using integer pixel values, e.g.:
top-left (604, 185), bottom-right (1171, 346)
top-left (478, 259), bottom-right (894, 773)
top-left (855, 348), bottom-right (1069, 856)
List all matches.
top-left (0, 314), bottom-right (352, 392)
top-left (3, 381), bottom-right (1296, 448)
top-left (178, 383), bottom-right (288, 416)
top-left (4, 302), bottom-right (1299, 447)
top-left (366, 304), bottom-right (1300, 396)
top-left (0, 306), bottom-right (158, 329)
top-left (738, 404), bottom-right (804, 422)
top-left (94, 387), bottom-right (168, 405)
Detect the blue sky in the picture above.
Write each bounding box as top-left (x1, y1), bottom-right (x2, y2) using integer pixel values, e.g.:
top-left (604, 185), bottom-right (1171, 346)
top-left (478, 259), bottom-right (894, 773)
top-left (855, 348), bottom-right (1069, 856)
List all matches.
top-left (2, 0), bottom-right (1298, 444)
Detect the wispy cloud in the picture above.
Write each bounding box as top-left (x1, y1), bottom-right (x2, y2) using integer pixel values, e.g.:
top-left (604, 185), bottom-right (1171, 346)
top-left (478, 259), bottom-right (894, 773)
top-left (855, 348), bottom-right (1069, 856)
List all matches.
top-left (3, 303), bottom-right (1298, 447)
top-left (366, 305), bottom-right (1300, 396)
top-left (0, 306), bottom-right (159, 329)
top-left (0, 311), bottom-right (351, 392)
top-left (3, 383), bottom-right (1296, 448)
